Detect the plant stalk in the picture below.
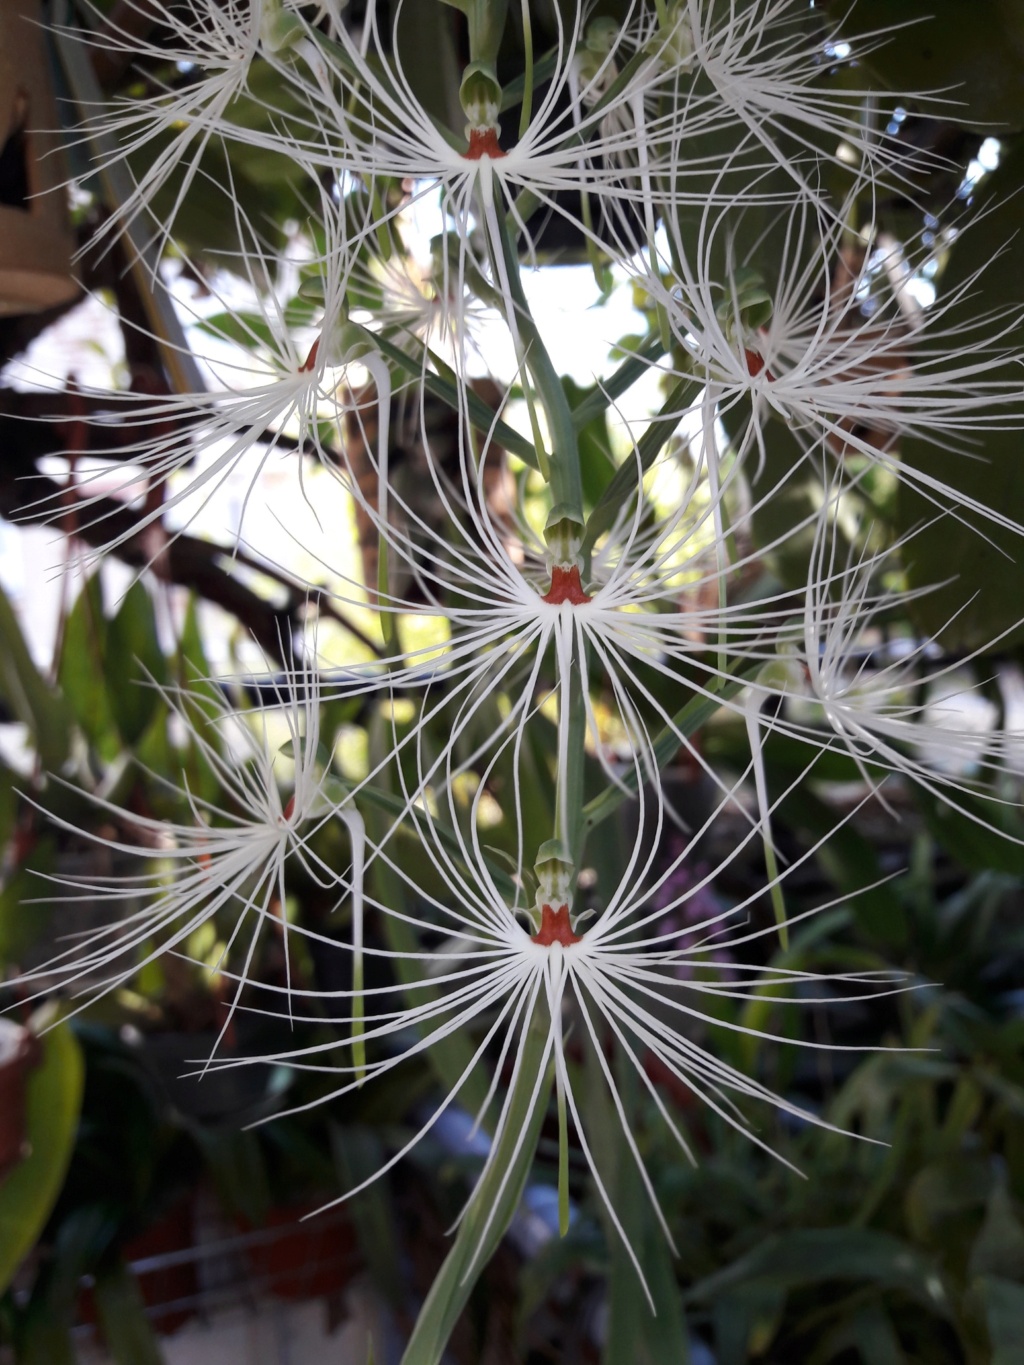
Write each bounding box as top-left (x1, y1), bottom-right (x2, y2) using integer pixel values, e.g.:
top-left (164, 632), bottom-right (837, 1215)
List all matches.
top-left (399, 1008), bottom-right (552, 1365)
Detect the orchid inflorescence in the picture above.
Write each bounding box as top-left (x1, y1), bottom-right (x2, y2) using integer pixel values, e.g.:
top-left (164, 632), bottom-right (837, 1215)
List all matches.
top-left (10, 0), bottom-right (1024, 1349)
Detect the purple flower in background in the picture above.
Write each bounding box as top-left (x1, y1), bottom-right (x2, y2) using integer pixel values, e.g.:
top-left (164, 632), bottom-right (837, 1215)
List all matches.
top-left (650, 845), bottom-right (737, 981)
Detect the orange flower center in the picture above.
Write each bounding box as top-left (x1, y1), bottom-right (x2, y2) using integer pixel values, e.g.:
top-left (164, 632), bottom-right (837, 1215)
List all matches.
top-left (744, 346), bottom-right (775, 383)
top-left (531, 903), bottom-right (581, 946)
top-left (541, 564), bottom-right (591, 605)
top-left (300, 335), bottom-right (320, 373)
top-left (465, 127), bottom-right (506, 160)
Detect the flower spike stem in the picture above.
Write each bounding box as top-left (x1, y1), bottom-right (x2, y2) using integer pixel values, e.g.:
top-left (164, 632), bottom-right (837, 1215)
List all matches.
top-left (556, 1055), bottom-right (571, 1237)
top-left (491, 207), bottom-right (585, 530)
top-left (367, 325), bottom-right (540, 469)
top-left (341, 807), bottom-right (367, 1082)
top-left (518, 0), bottom-right (535, 138)
top-left (744, 689), bottom-right (789, 952)
top-left (399, 1013), bottom-right (552, 1365)
top-left (555, 660), bottom-right (588, 865)
top-left (441, 0), bottom-right (510, 71)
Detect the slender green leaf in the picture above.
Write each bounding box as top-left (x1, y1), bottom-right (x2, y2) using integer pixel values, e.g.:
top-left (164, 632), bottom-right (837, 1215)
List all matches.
top-left (915, 788), bottom-right (1024, 878)
top-left (0, 1021), bottom-right (85, 1295)
top-left (16, 1316), bottom-right (77, 1365)
top-left (570, 336), bottom-right (666, 432)
top-left (58, 574), bottom-right (118, 762)
top-left (713, 1285), bottom-right (785, 1365)
top-left (104, 582), bottom-right (168, 747)
top-left (583, 681), bottom-right (741, 833)
top-left (905, 1155), bottom-right (991, 1247)
top-left (683, 1228), bottom-right (950, 1317)
top-left (970, 1181), bottom-right (1024, 1282)
top-left (330, 1123), bottom-right (403, 1306)
top-left (0, 584), bottom-right (71, 771)
top-left (581, 376), bottom-right (701, 555)
top-left (366, 329), bottom-right (540, 468)
top-left (772, 783), bottom-right (907, 946)
top-left (588, 1051), bottom-right (690, 1365)
top-left (970, 1275), bottom-right (1024, 1365)
top-left (191, 1128), bottom-right (271, 1228)
top-left (815, 1302), bottom-right (907, 1365)
top-left (93, 1260), bottom-right (166, 1365)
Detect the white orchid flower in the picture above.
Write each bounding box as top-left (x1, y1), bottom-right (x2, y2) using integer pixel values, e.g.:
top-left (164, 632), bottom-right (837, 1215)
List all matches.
top-left (10, 633), bottom-right (364, 1050)
top-left (28, 190), bottom-right (392, 566)
top-left (641, 184), bottom-right (1024, 538)
top-left (194, 752), bottom-right (908, 1300)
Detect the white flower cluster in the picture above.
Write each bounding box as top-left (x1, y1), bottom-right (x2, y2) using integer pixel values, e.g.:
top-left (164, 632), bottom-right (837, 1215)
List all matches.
top-left (15, 0), bottom-right (1024, 1315)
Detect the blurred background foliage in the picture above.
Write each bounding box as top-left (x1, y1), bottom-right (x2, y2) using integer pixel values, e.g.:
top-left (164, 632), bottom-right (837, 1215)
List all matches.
top-left (2, 1), bottom-right (1024, 1362)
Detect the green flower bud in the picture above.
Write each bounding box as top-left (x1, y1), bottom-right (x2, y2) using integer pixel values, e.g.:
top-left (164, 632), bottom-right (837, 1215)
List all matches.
top-left (756, 657), bottom-right (801, 694)
top-left (575, 18), bottom-right (620, 94)
top-left (535, 840), bottom-right (575, 908)
top-left (649, 3), bottom-right (695, 66)
top-left (543, 517), bottom-right (584, 572)
top-left (586, 17), bottom-right (620, 55)
top-left (717, 267), bottom-right (774, 339)
top-left (297, 275), bottom-right (326, 305)
top-left (261, 0), bottom-right (305, 54)
top-left (322, 314), bottom-right (378, 369)
top-left (460, 61), bottom-right (503, 134)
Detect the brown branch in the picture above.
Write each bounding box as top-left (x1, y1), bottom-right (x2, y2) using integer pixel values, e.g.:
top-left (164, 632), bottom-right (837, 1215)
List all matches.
top-left (0, 401), bottom-right (382, 664)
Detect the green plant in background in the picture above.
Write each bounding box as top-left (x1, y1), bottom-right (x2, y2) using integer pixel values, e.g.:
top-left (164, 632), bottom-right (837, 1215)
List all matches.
top-left (653, 863), bottom-right (1024, 1365)
top-left (2, 0), bottom-right (1024, 1361)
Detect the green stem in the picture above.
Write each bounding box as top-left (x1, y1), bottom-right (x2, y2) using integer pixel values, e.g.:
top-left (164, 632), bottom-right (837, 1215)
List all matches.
top-left (500, 46), bottom-right (558, 110)
top-left (745, 694), bottom-right (790, 951)
top-left (554, 650), bottom-right (588, 865)
top-left (764, 838), bottom-right (790, 953)
top-left (399, 1007), bottom-right (552, 1365)
top-left (518, 0), bottom-right (535, 139)
top-left (441, 0), bottom-right (510, 69)
top-left (94, 1261), bottom-right (167, 1365)
top-left (490, 208), bottom-right (585, 528)
top-left (339, 807), bottom-right (367, 1080)
top-left (556, 1074), bottom-right (571, 1236)
top-left (323, 774), bottom-right (517, 902)
top-left (432, 236), bottom-right (552, 473)
top-left (377, 543), bottom-right (395, 650)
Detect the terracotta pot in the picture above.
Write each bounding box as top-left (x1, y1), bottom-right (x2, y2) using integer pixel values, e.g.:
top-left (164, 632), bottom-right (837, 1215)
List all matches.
top-left (78, 1198), bottom-right (199, 1337)
top-left (0, 1019), bottom-right (38, 1184)
top-left (239, 1202), bottom-right (358, 1301)
top-left (123, 1199), bottom-right (200, 1335)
